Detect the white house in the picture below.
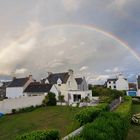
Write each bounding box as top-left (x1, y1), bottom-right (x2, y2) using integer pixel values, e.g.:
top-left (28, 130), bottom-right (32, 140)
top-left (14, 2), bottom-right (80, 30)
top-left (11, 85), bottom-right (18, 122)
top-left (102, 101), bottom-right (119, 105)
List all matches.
top-left (6, 75), bottom-right (33, 98)
top-left (23, 82), bottom-right (59, 100)
top-left (42, 69), bottom-right (92, 104)
top-left (106, 74), bottom-right (129, 91)
top-left (75, 77), bottom-right (88, 91)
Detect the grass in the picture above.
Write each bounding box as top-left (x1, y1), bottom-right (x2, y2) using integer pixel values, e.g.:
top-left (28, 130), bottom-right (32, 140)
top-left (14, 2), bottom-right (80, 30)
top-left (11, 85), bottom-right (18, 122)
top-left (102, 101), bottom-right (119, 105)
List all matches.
top-left (126, 104), bottom-right (140, 140)
top-left (0, 106), bottom-right (81, 140)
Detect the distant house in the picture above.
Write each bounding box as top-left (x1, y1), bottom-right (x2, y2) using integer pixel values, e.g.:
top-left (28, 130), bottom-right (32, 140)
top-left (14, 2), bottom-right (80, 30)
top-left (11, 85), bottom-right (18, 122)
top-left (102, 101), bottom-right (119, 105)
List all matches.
top-left (42, 69), bottom-right (92, 104)
top-left (106, 74), bottom-right (129, 91)
top-left (129, 83), bottom-right (137, 91)
top-left (23, 82), bottom-right (59, 99)
top-left (6, 75), bottom-right (33, 98)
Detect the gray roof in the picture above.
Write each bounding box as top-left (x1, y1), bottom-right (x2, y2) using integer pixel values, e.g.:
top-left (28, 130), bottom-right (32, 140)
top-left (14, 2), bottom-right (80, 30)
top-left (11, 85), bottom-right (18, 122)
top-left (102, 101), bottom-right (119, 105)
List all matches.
top-left (107, 78), bottom-right (127, 83)
top-left (47, 72), bottom-right (69, 84)
top-left (7, 77), bottom-right (29, 87)
top-left (107, 78), bottom-right (117, 82)
top-left (75, 78), bottom-right (83, 85)
top-left (24, 82), bottom-right (53, 93)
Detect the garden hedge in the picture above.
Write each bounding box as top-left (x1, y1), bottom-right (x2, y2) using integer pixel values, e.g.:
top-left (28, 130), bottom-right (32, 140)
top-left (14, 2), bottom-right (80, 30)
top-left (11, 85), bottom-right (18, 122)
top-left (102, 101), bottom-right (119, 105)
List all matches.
top-left (74, 103), bottom-right (109, 125)
top-left (72, 96), bottom-right (132, 140)
top-left (15, 129), bottom-right (59, 140)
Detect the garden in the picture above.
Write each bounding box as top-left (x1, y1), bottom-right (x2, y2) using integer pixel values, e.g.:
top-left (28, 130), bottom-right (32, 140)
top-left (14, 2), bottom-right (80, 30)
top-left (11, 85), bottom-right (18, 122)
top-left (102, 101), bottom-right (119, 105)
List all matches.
top-left (0, 89), bottom-right (136, 140)
top-left (0, 106), bottom-right (81, 140)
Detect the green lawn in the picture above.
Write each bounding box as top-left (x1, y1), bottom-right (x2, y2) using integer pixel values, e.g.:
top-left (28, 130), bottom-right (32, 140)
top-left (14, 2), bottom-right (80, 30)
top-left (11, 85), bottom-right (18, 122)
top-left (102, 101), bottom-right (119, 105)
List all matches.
top-left (126, 104), bottom-right (140, 140)
top-left (0, 106), bottom-right (81, 140)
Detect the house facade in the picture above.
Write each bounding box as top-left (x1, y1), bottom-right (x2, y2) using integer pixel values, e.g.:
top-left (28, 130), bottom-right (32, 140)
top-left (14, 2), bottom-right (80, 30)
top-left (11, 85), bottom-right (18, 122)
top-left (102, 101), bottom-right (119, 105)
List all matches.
top-left (6, 75), bottom-right (33, 98)
top-left (75, 77), bottom-right (88, 91)
top-left (43, 69), bottom-right (92, 104)
top-left (106, 74), bottom-right (129, 91)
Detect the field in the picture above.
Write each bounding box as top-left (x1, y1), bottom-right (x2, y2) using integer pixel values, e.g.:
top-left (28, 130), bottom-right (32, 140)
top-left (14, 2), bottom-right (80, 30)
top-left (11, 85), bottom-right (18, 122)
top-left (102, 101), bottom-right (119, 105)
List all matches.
top-left (126, 104), bottom-right (140, 140)
top-left (0, 106), bottom-right (81, 140)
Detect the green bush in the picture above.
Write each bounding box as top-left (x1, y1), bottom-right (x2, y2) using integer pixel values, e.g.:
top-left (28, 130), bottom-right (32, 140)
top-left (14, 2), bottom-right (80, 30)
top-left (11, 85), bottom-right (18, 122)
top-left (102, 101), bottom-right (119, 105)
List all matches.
top-left (15, 129), bottom-right (60, 140)
top-left (12, 106), bottom-right (36, 114)
top-left (12, 109), bottom-right (16, 114)
top-left (42, 92), bottom-right (56, 106)
top-left (74, 103), bottom-right (109, 125)
top-left (81, 112), bottom-right (125, 140)
top-left (73, 96), bottom-right (132, 140)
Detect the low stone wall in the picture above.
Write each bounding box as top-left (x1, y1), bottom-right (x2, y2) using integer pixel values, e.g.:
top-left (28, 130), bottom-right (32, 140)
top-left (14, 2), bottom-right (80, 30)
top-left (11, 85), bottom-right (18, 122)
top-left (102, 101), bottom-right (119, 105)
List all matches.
top-left (0, 95), bottom-right (45, 114)
top-left (62, 126), bottom-right (83, 140)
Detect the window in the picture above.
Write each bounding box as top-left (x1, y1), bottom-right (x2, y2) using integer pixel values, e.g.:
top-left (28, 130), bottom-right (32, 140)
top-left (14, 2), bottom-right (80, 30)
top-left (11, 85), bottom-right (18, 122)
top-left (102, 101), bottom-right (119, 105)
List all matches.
top-left (109, 81), bottom-right (111, 84)
top-left (113, 81), bottom-right (116, 84)
top-left (109, 86), bottom-right (111, 88)
top-left (73, 94), bottom-right (81, 102)
top-left (58, 84), bottom-right (61, 86)
top-left (114, 86), bottom-right (116, 89)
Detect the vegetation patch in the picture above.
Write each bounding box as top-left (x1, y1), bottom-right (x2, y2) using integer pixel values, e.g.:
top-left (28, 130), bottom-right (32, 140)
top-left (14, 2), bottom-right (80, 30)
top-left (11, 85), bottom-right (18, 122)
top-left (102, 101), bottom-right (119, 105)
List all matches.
top-left (71, 96), bottom-right (132, 140)
top-left (74, 103), bottom-right (109, 125)
top-left (15, 129), bottom-right (59, 140)
top-left (0, 106), bottom-right (81, 140)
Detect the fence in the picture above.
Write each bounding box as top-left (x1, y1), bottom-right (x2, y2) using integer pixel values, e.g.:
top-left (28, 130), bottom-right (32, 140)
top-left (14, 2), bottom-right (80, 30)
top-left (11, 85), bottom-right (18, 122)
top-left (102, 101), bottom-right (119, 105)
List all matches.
top-left (0, 95), bottom-right (45, 114)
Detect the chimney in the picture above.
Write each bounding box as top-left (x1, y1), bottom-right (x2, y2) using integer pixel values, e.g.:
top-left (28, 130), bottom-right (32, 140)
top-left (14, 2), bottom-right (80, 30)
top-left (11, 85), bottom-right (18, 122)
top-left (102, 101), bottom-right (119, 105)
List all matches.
top-left (13, 76), bottom-right (16, 80)
top-left (68, 69), bottom-right (74, 76)
top-left (29, 74), bottom-right (33, 80)
top-left (117, 73), bottom-right (124, 79)
top-left (48, 72), bottom-right (52, 77)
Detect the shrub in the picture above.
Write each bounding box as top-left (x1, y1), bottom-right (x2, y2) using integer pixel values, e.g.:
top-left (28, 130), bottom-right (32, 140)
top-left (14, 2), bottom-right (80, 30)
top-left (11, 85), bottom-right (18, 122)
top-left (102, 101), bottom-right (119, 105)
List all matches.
top-left (12, 109), bottom-right (16, 114)
top-left (74, 103), bottom-right (109, 125)
top-left (15, 129), bottom-right (60, 140)
top-left (42, 92), bottom-right (56, 106)
top-left (73, 96), bottom-right (132, 140)
top-left (11, 106), bottom-right (36, 114)
top-left (81, 112), bottom-right (130, 140)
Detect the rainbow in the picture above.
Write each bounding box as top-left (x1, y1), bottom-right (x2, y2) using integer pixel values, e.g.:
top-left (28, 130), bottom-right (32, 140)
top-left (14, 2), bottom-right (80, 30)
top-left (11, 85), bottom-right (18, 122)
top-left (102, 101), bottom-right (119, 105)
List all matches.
top-left (43, 24), bottom-right (140, 62)
top-left (10, 23), bottom-right (140, 62)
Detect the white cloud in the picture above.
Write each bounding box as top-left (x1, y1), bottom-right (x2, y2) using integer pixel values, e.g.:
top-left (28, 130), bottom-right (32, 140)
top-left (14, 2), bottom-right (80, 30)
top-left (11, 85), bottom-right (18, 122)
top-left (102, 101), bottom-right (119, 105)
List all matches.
top-left (62, 0), bottom-right (81, 12)
top-left (47, 59), bottom-right (65, 68)
top-left (108, 0), bottom-right (128, 10)
top-left (46, 36), bottom-right (66, 46)
top-left (80, 66), bottom-right (89, 71)
top-left (15, 68), bottom-right (28, 75)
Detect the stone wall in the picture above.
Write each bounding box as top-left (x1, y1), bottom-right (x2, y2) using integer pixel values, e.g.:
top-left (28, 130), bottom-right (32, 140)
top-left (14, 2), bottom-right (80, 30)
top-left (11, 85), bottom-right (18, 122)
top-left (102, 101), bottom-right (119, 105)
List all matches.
top-left (0, 95), bottom-right (45, 114)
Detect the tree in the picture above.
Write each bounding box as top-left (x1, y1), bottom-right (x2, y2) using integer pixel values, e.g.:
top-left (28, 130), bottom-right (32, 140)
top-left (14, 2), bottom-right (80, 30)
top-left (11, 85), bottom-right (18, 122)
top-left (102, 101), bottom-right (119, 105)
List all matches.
top-left (42, 92), bottom-right (56, 106)
top-left (58, 95), bottom-right (65, 105)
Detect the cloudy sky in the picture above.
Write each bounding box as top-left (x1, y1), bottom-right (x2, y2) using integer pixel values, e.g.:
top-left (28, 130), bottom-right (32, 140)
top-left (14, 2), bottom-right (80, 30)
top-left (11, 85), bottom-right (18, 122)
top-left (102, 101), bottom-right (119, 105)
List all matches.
top-left (0, 0), bottom-right (140, 84)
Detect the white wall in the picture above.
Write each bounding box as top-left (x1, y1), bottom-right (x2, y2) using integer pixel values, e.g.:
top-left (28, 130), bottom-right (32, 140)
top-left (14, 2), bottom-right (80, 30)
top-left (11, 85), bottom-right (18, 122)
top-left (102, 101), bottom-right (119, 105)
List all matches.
top-left (68, 90), bottom-right (92, 104)
top-left (50, 85), bottom-right (59, 100)
top-left (0, 96), bottom-right (45, 114)
top-left (6, 87), bottom-right (23, 98)
top-left (137, 90), bottom-right (140, 96)
top-left (107, 81), bottom-right (116, 89)
top-left (116, 78), bottom-right (129, 91)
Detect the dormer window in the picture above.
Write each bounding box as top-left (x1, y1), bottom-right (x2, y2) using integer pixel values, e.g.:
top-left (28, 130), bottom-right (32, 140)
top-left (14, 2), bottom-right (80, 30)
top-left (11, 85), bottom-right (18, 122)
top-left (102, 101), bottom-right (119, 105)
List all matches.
top-left (57, 78), bottom-right (62, 85)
